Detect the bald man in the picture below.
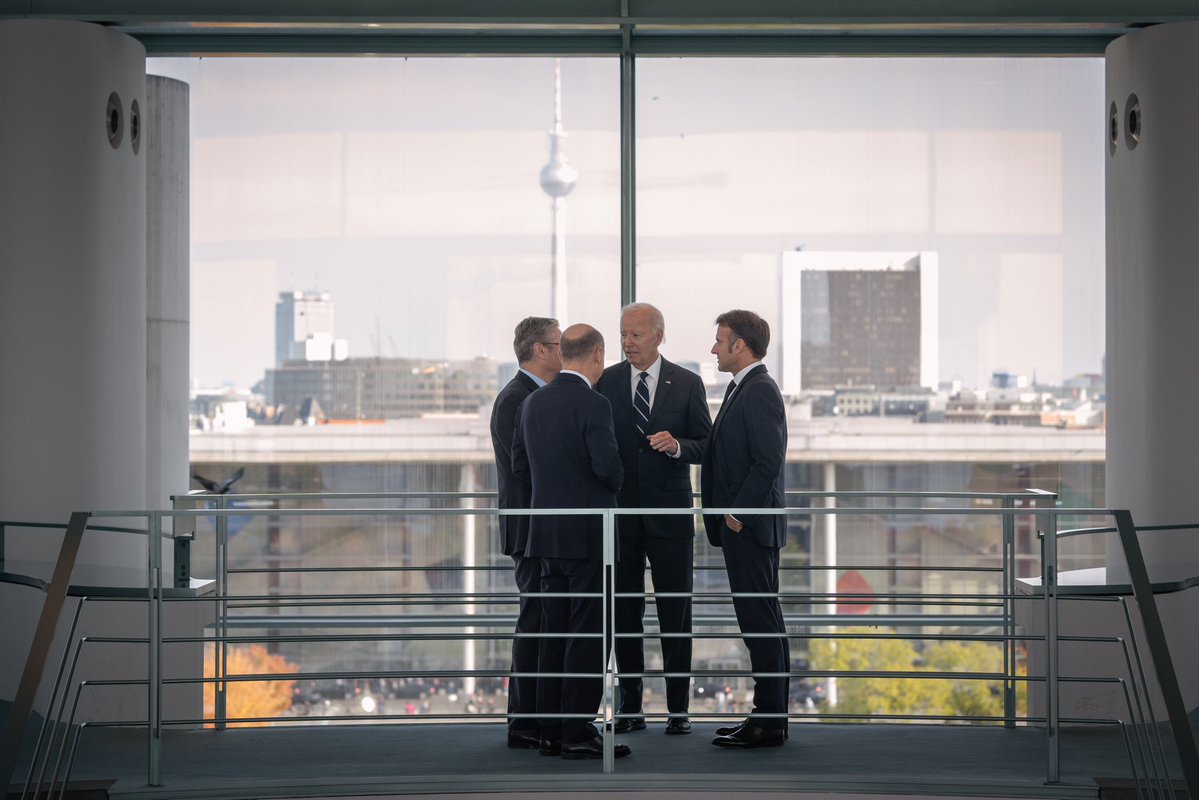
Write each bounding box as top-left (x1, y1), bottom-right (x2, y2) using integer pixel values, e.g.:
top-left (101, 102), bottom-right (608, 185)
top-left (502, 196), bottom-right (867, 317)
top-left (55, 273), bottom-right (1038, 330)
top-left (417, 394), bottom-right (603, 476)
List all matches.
top-left (512, 324), bottom-right (630, 760)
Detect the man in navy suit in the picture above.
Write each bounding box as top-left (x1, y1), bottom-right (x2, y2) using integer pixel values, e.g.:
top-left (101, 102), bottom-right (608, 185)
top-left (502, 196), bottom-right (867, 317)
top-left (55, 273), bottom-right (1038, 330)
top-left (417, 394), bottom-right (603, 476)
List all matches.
top-left (489, 316), bottom-right (561, 750)
top-left (595, 303), bottom-right (711, 735)
top-left (700, 309), bottom-right (790, 749)
top-left (511, 324), bottom-right (631, 760)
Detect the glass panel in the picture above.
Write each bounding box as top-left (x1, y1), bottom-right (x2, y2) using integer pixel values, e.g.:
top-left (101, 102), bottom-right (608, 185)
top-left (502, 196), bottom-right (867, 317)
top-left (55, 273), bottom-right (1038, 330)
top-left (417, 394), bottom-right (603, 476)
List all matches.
top-left (637, 58), bottom-right (1105, 724)
top-left (150, 55), bottom-right (620, 726)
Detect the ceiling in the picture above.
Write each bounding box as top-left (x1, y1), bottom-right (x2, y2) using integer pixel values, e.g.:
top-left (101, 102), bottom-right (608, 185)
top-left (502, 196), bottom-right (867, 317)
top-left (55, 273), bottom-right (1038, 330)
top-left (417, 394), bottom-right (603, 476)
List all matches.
top-left (2, 0), bottom-right (1197, 55)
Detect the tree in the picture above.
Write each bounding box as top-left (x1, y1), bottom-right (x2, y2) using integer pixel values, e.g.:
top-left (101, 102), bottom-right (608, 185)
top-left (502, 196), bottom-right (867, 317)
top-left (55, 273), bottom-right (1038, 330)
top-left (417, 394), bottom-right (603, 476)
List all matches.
top-left (809, 628), bottom-right (1017, 722)
top-left (204, 643), bottom-right (299, 727)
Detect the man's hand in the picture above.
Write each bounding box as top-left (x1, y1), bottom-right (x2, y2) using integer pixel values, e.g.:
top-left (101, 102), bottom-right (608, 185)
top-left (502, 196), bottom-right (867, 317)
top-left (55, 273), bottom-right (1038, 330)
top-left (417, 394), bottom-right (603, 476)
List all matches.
top-left (724, 514), bottom-right (743, 533)
top-left (647, 431), bottom-right (680, 457)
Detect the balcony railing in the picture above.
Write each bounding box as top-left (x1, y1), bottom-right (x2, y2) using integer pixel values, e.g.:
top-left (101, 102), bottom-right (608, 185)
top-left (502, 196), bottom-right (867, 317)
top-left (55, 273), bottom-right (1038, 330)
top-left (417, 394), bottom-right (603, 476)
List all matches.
top-left (1, 491), bottom-right (1196, 799)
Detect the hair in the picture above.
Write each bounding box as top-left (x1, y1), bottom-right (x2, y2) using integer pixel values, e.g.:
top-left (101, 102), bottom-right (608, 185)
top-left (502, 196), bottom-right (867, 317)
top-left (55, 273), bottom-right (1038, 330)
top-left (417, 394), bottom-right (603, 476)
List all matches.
top-left (512, 316), bottom-right (559, 363)
top-left (620, 302), bottom-right (665, 334)
top-left (560, 325), bottom-right (604, 362)
top-left (715, 309), bottom-right (770, 358)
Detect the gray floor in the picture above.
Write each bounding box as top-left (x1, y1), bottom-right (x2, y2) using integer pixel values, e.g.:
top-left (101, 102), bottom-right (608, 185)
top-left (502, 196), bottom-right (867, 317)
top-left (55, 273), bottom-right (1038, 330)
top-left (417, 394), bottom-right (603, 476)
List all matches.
top-left (6, 714), bottom-right (1190, 800)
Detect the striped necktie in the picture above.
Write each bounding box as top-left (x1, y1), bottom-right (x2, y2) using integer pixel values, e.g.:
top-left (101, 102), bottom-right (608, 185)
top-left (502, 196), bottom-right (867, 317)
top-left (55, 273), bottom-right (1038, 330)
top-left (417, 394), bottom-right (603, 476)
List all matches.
top-left (634, 371), bottom-right (651, 434)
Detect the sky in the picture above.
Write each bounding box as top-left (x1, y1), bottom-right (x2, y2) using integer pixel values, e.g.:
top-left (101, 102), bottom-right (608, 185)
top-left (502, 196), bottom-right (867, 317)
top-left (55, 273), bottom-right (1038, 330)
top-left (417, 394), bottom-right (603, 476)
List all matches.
top-left (146, 56), bottom-right (1106, 391)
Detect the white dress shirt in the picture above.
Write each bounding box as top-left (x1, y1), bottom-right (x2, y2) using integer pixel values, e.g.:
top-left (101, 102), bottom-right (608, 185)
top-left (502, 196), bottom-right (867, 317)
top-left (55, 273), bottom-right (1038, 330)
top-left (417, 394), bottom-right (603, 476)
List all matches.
top-left (561, 369), bottom-right (592, 389)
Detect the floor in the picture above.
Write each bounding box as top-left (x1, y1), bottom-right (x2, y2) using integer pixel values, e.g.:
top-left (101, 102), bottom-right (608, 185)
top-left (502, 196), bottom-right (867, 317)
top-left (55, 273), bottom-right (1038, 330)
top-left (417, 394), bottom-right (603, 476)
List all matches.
top-left (5, 711), bottom-right (1189, 800)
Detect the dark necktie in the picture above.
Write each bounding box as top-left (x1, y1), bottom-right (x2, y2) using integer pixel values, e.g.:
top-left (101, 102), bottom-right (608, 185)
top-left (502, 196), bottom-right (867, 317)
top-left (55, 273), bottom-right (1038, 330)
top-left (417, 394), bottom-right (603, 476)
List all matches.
top-left (723, 379), bottom-right (737, 403)
top-left (634, 371), bottom-right (651, 434)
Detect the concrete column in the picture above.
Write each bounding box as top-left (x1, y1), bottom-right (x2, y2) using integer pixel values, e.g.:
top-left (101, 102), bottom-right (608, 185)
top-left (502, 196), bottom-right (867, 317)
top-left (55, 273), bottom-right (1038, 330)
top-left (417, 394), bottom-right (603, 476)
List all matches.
top-left (0, 19), bottom-right (147, 564)
top-left (0, 19), bottom-right (148, 712)
top-left (146, 75), bottom-right (191, 513)
top-left (1106, 22), bottom-right (1199, 583)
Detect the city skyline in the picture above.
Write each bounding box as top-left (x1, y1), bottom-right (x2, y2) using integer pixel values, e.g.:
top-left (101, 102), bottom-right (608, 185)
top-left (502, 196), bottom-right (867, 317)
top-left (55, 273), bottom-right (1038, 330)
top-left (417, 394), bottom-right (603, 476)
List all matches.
top-left (146, 57), bottom-right (1105, 391)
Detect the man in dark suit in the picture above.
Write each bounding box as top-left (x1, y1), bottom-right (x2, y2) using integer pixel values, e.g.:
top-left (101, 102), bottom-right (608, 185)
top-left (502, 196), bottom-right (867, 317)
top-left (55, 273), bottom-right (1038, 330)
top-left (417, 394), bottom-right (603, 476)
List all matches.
top-left (700, 309), bottom-right (790, 749)
top-left (489, 316), bottom-right (561, 750)
top-left (595, 303), bottom-right (711, 736)
top-left (511, 323), bottom-right (631, 760)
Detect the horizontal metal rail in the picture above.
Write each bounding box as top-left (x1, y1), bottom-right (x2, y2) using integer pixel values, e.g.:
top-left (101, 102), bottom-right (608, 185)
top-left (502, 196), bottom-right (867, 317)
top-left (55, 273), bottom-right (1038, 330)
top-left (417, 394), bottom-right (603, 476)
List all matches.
top-left (14, 496), bottom-right (1197, 796)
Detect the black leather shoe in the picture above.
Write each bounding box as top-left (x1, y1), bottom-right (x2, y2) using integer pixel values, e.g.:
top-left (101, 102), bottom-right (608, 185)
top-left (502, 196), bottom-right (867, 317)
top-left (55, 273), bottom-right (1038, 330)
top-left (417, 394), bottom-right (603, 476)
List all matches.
top-left (507, 730), bottom-right (541, 749)
top-left (714, 720), bottom-right (747, 737)
top-left (712, 722), bottom-right (786, 749)
top-left (561, 736), bottom-right (631, 760)
top-left (539, 738), bottom-right (561, 756)
top-left (715, 720), bottom-right (788, 739)
top-left (613, 717), bottom-right (646, 734)
top-left (664, 717), bottom-right (692, 735)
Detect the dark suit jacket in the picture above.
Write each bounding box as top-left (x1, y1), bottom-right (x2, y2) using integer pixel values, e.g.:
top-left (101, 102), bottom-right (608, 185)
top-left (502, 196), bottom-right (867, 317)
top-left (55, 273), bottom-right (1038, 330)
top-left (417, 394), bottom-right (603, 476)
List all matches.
top-left (700, 364), bottom-right (787, 549)
top-left (595, 358), bottom-right (711, 542)
top-left (489, 370), bottom-right (539, 557)
top-left (511, 372), bottom-right (624, 561)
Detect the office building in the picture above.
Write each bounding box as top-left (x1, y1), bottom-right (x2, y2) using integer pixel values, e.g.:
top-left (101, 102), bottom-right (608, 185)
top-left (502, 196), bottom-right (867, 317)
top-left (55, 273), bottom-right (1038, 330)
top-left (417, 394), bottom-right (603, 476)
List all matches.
top-left (275, 291), bottom-right (338, 366)
top-left (779, 251), bottom-right (939, 393)
top-left (266, 357), bottom-right (498, 420)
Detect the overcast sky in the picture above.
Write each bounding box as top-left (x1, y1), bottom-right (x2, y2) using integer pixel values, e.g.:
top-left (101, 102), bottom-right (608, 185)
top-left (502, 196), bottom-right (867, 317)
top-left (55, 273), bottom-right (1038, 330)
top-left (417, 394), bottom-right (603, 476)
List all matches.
top-left (147, 56), bottom-right (1105, 390)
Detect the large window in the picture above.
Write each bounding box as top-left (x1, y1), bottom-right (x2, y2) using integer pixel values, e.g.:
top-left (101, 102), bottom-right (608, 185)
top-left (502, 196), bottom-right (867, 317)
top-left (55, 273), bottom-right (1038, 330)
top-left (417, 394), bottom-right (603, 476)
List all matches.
top-left (156, 55), bottom-right (1106, 725)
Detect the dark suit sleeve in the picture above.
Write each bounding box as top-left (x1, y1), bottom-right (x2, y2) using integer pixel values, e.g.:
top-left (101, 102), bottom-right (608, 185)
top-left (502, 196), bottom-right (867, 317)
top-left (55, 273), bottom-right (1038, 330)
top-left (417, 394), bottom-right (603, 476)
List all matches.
top-left (587, 397), bottom-right (624, 493)
top-left (729, 381), bottom-right (786, 529)
top-left (673, 375), bottom-right (712, 464)
top-left (492, 391), bottom-right (519, 475)
top-left (510, 400), bottom-right (532, 493)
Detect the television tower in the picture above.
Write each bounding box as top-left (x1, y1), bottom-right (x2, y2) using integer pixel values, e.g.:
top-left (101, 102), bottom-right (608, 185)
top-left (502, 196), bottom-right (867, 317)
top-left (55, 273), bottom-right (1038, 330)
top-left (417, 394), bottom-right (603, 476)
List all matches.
top-left (539, 59), bottom-right (577, 322)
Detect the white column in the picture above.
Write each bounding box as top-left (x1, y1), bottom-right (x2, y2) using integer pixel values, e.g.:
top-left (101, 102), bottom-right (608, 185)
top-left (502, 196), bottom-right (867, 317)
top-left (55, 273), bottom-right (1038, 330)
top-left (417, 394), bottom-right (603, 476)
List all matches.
top-left (1106, 22), bottom-right (1199, 584)
top-left (822, 462), bottom-right (838, 708)
top-left (461, 464), bottom-right (477, 698)
top-left (0, 20), bottom-right (147, 565)
top-left (145, 75), bottom-right (191, 514)
top-left (0, 19), bottom-right (147, 712)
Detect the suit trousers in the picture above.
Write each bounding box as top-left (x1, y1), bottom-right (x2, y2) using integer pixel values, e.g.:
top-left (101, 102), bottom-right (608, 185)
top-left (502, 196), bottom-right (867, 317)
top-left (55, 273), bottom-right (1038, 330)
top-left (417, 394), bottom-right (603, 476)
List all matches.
top-left (537, 556), bottom-right (605, 744)
top-left (507, 553), bottom-right (542, 733)
top-left (720, 528), bottom-right (791, 730)
top-left (615, 533), bottom-right (694, 715)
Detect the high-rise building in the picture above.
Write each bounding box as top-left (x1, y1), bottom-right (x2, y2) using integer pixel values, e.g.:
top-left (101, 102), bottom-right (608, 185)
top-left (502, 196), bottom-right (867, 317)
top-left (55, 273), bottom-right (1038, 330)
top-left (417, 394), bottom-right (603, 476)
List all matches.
top-left (779, 252), bottom-right (939, 393)
top-left (275, 291), bottom-right (336, 367)
top-left (266, 356), bottom-right (498, 420)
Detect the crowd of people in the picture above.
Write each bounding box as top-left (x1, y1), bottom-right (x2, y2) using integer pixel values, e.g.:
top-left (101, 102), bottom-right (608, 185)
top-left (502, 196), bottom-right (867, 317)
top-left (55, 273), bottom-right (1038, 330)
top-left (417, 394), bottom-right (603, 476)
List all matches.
top-left (489, 304), bottom-right (790, 760)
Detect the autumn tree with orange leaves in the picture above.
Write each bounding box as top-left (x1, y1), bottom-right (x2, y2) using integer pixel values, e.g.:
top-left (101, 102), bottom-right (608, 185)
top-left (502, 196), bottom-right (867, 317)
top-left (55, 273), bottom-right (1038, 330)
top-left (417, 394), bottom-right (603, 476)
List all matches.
top-left (204, 643), bottom-right (299, 726)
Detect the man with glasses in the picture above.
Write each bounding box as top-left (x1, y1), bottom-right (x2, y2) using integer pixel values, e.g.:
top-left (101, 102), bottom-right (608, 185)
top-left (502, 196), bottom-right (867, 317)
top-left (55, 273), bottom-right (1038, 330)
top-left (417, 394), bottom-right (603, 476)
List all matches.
top-left (595, 302), bottom-right (711, 736)
top-left (489, 316), bottom-right (561, 751)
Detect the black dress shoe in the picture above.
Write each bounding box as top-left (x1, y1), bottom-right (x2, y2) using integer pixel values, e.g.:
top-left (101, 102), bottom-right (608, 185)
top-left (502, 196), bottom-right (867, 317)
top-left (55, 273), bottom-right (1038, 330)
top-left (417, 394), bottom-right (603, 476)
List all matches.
top-left (507, 730), bottom-right (541, 749)
top-left (664, 717), bottom-right (692, 735)
top-left (561, 736), bottom-right (631, 760)
top-left (613, 717), bottom-right (646, 734)
top-left (539, 738), bottom-right (561, 756)
top-left (712, 722), bottom-right (786, 749)
top-left (715, 720), bottom-right (788, 739)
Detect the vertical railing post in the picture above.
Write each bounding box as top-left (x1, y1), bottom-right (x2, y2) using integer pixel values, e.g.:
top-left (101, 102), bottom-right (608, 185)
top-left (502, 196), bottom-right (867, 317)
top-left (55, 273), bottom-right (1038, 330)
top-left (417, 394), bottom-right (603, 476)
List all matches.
top-left (1002, 495), bottom-right (1016, 727)
top-left (215, 496), bottom-right (229, 730)
top-left (1041, 502), bottom-right (1060, 784)
top-left (148, 512), bottom-right (163, 786)
top-left (0, 521), bottom-right (6, 572)
top-left (603, 507), bottom-right (616, 774)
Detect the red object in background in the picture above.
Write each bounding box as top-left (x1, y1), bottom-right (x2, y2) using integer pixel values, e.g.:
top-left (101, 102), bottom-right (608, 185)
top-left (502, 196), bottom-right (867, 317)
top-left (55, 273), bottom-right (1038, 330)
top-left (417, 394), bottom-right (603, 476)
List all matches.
top-left (836, 569), bottom-right (875, 615)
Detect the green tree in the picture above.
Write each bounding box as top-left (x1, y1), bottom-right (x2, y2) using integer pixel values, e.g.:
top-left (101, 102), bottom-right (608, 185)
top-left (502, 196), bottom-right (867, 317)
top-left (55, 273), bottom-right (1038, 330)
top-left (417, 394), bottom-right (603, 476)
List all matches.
top-left (809, 628), bottom-right (1016, 722)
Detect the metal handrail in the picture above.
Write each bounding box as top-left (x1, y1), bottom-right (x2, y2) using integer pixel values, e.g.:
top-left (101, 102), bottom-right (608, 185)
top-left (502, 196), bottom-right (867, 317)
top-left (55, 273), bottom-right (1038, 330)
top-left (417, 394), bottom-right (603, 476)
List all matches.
top-left (8, 496), bottom-right (1197, 797)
